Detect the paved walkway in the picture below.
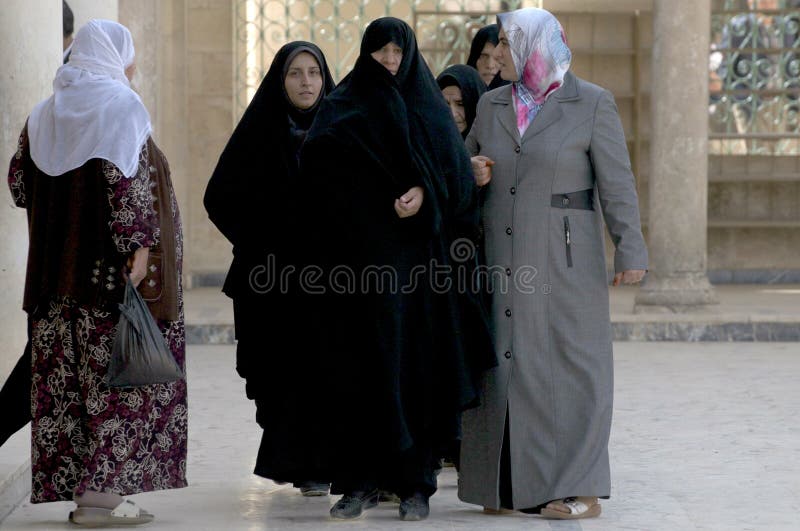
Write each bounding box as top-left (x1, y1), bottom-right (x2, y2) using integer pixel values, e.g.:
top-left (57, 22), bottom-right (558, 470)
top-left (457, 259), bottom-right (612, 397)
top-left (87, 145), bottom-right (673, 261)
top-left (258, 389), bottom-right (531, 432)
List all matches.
top-left (2, 342), bottom-right (798, 530)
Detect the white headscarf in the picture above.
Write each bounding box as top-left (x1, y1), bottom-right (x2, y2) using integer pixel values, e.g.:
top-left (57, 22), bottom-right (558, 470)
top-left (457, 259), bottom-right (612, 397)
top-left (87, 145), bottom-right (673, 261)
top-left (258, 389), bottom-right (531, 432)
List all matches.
top-left (497, 8), bottom-right (572, 133)
top-left (28, 19), bottom-right (151, 178)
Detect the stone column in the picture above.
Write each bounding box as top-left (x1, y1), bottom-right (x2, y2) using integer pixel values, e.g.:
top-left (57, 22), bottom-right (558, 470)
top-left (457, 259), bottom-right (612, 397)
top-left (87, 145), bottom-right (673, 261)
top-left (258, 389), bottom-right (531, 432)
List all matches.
top-left (119, 0), bottom-right (191, 289)
top-left (0, 2), bottom-right (62, 380)
top-left (119, 0), bottom-right (158, 132)
top-left (634, 0), bottom-right (718, 313)
top-left (184, 0), bottom-right (235, 286)
top-left (67, 0), bottom-right (118, 31)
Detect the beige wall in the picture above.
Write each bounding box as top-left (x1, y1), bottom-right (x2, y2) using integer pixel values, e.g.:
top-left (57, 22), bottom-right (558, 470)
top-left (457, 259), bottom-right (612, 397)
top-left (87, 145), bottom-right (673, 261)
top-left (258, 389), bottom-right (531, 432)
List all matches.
top-left (120, 0), bottom-right (192, 283)
top-left (153, 0), bottom-right (191, 278)
top-left (184, 0), bottom-right (235, 282)
top-left (543, 0), bottom-right (653, 11)
top-left (67, 0), bottom-right (118, 30)
top-left (119, 0), bottom-right (158, 130)
top-left (0, 1), bottom-right (62, 381)
top-left (118, 0), bottom-right (234, 286)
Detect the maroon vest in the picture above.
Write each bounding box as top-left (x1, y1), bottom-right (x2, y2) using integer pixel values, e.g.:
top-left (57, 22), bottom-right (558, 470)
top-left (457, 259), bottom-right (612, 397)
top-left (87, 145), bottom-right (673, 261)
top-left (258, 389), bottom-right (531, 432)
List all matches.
top-left (19, 134), bottom-right (179, 321)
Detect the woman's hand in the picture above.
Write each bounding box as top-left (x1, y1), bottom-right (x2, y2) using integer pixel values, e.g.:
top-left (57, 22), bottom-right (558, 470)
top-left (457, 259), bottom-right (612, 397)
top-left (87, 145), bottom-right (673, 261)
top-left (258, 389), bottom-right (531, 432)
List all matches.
top-left (394, 186), bottom-right (425, 218)
top-left (612, 269), bottom-right (646, 286)
top-left (127, 246), bottom-right (150, 288)
top-left (471, 156), bottom-right (495, 187)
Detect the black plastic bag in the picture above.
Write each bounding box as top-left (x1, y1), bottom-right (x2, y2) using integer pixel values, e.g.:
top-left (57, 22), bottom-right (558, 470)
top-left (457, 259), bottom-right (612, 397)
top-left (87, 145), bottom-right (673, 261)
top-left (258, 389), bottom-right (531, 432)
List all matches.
top-left (107, 277), bottom-right (184, 387)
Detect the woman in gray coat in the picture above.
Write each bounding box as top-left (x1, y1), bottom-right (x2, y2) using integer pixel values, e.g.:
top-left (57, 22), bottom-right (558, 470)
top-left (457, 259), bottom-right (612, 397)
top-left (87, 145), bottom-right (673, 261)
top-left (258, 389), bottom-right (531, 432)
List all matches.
top-left (458, 8), bottom-right (648, 520)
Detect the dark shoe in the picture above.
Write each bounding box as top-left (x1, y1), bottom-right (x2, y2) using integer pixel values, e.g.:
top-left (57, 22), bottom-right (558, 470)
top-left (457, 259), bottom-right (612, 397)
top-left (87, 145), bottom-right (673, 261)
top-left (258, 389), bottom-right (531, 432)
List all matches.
top-left (399, 492), bottom-right (430, 521)
top-left (299, 481), bottom-right (330, 497)
top-left (329, 489), bottom-right (379, 520)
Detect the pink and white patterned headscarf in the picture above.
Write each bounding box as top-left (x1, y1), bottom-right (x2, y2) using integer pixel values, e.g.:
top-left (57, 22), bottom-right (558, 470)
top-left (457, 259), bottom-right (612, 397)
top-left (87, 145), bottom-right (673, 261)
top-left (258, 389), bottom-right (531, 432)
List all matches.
top-left (497, 8), bottom-right (571, 134)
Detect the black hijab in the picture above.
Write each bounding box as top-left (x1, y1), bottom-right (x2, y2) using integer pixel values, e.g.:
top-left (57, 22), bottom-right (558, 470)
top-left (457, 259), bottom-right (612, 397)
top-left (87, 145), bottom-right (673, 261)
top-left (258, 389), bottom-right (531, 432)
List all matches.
top-left (437, 65), bottom-right (487, 139)
top-left (304, 17), bottom-right (474, 234)
top-left (466, 24), bottom-right (509, 90)
top-left (466, 24), bottom-right (499, 68)
top-left (204, 41), bottom-right (334, 249)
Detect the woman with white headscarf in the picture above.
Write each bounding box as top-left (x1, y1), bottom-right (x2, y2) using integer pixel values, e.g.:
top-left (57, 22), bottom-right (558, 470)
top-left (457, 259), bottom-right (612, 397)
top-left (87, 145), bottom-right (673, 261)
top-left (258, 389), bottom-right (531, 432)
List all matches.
top-left (7, 19), bottom-right (186, 526)
top-left (458, 8), bottom-right (648, 520)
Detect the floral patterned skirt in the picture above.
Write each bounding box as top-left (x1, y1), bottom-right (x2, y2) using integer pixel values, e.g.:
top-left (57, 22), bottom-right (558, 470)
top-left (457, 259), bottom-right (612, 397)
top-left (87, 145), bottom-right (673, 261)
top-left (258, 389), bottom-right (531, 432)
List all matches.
top-left (30, 297), bottom-right (188, 503)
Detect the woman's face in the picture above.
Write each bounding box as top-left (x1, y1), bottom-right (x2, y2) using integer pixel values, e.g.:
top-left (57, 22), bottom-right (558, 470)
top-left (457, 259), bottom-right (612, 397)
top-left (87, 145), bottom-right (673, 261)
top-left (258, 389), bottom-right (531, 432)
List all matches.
top-left (370, 42), bottom-right (403, 75)
top-left (494, 29), bottom-right (519, 82)
top-left (475, 42), bottom-right (500, 85)
top-left (284, 52), bottom-right (323, 110)
top-left (441, 85), bottom-right (466, 133)
top-left (125, 62), bottom-right (136, 82)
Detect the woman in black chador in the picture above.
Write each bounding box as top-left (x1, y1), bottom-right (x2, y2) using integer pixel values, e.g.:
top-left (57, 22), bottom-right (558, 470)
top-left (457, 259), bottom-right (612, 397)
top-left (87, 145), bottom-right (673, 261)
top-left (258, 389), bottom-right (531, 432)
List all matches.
top-left (298, 18), bottom-right (495, 521)
top-left (466, 24), bottom-right (509, 89)
top-left (204, 42), bottom-right (335, 497)
top-left (437, 64), bottom-right (487, 139)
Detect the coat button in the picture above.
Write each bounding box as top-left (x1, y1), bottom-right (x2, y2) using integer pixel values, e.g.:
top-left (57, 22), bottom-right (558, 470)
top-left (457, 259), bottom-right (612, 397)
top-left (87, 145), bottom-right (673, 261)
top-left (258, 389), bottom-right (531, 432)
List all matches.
top-left (562, 196), bottom-right (570, 206)
top-left (505, 267), bottom-right (512, 276)
top-left (505, 308), bottom-right (512, 317)
top-left (506, 227), bottom-right (513, 235)
top-left (504, 351), bottom-right (512, 359)
top-left (510, 187), bottom-right (516, 195)
top-left (514, 145), bottom-right (521, 153)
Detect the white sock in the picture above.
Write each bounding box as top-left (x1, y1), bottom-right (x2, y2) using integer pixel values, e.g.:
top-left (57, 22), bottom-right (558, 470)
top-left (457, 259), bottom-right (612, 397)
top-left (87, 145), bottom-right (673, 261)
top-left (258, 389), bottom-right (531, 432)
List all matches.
top-left (73, 490), bottom-right (124, 510)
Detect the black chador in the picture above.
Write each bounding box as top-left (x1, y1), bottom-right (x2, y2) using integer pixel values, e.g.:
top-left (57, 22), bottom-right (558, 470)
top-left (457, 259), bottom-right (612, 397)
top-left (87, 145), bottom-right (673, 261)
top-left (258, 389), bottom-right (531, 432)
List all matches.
top-left (204, 42), bottom-right (335, 485)
top-left (298, 17), bottom-right (495, 514)
top-left (466, 24), bottom-right (509, 90)
top-left (436, 64), bottom-right (487, 138)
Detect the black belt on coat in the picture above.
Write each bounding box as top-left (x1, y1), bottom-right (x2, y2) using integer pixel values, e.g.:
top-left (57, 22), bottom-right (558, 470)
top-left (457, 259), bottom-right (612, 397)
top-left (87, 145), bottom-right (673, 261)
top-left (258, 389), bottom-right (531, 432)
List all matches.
top-left (550, 189), bottom-right (594, 211)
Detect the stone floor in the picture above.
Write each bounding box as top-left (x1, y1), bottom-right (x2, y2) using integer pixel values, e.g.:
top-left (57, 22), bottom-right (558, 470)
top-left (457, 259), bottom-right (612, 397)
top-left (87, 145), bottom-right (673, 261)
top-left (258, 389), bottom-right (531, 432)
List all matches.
top-left (2, 342), bottom-right (798, 530)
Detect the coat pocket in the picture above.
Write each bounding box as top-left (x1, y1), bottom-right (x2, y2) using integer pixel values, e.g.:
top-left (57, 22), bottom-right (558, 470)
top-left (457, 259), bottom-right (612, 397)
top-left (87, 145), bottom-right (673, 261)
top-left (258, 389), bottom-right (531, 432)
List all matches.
top-left (563, 216), bottom-right (573, 268)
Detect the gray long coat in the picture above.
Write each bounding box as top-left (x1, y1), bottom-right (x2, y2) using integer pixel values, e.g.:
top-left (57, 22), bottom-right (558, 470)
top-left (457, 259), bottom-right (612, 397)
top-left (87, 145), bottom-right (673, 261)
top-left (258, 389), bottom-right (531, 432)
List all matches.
top-left (458, 72), bottom-right (648, 509)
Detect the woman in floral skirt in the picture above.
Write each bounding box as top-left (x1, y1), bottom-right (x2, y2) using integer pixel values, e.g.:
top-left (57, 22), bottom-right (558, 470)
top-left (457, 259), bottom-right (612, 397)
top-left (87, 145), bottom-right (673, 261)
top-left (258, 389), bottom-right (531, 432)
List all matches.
top-left (7, 19), bottom-right (187, 526)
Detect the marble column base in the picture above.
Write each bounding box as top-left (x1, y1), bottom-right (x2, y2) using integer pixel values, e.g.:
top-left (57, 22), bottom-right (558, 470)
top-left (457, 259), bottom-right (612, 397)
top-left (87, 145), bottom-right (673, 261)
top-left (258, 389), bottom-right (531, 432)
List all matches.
top-left (634, 272), bottom-right (719, 313)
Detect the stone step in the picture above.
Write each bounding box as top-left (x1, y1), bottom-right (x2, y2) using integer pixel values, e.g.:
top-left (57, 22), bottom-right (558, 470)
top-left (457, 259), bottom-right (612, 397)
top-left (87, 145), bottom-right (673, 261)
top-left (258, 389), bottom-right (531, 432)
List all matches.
top-left (185, 286), bottom-right (800, 343)
top-left (185, 320), bottom-right (800, 343)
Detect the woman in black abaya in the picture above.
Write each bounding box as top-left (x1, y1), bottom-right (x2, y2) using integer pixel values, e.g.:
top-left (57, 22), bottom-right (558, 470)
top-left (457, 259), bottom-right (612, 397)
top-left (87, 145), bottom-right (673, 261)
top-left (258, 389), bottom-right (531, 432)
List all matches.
top-left (466, 24), bottom-right (509, 89)
top-left (437, 64), bottom-right (486, 138)
top-left (204, 42), bottom-right (335, 497)
top-left (299, 18), bottom-right (495, 522)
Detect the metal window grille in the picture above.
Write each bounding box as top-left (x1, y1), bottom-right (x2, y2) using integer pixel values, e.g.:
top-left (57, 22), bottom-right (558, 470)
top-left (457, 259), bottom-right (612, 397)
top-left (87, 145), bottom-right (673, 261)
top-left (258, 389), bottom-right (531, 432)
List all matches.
top-left (234, 0), bottom-right (535, 118)
top-left (710, 0), bottom-right (800, 155)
